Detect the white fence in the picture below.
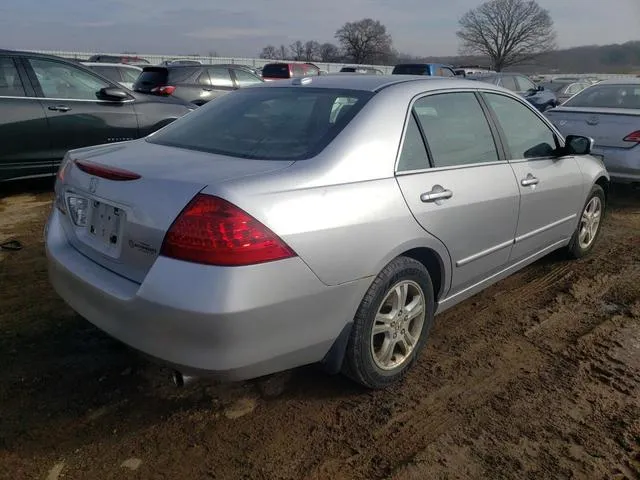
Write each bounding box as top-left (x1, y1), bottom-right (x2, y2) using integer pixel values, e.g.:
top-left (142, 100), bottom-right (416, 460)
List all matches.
top-left (26, 49), bottom-right (396, 74)
top-left (26, 50), bottom-right (639, 79)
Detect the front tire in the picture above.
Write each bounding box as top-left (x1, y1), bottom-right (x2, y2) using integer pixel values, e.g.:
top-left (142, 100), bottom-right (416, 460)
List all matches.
top-left (343, 257), bottom-right (435, 389)
top-left (567, 184), bottom-right (605, 259)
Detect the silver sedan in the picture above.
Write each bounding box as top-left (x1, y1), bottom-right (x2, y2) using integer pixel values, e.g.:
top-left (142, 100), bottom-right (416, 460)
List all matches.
top-left (46, 75), bottom-right (609, 389)
top-left (546, 79), bottom-right (640, 184)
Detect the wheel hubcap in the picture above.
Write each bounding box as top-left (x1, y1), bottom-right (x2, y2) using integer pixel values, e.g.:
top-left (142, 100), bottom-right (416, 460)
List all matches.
top-left (578, 196), bottom-right (602, 249)
top-left (371, 280), bottom-right (426, 371)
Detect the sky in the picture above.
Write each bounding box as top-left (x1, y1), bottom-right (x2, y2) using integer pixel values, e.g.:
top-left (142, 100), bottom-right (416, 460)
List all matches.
top-left (0, 0), bottom-right (638, 58)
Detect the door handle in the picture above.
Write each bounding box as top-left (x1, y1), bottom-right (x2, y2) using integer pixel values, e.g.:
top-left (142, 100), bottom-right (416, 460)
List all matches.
top-left (521, 175), bottom-right (539, 187)
top-left (48, 105), bottom-right (71, 112)
top-left (420, 185), bottom-right (453, 203)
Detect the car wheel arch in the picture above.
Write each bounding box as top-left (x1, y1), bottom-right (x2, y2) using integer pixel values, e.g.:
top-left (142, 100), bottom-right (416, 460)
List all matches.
top-left (595, 176), bottom-right (610, 201)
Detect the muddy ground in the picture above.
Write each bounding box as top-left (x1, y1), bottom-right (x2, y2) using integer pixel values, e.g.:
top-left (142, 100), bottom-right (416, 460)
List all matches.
top-left (0, 182), bottom-right (638, 480)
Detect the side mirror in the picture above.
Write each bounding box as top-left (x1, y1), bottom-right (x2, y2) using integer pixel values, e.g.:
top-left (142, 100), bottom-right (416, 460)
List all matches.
top-left (564, 135), bottom-right (593, 156)
top-left (537, 85), bottom-right (544, 92)
top-left (97, 87), bottom-right (129, 101)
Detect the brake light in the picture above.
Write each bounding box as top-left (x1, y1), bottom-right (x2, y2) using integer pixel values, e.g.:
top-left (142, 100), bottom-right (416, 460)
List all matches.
top-left (74, 160), bottom-right (141, 181)
top-left (160, 194), bottom-right (296, 266)
top-left (151, 85), bottom-right (176, 96)
top-left (623, 131), bottom-right (640, 143)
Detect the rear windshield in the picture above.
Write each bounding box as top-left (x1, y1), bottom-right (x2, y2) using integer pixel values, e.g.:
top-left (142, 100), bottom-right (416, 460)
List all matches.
top-left (564, 84), bottom-right (640, 109)
top-left (134, 67), bottom-right (197, 89)
top-left (262, 64), bottom-right (290, 78)
top-left (392, 65), bottom-right (428, 75)
top-left (147, 87), bottom-right (374, 160)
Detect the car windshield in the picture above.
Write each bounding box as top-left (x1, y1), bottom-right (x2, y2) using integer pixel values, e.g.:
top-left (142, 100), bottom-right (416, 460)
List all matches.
top-left (540, 82), bottom-right (568, 93)
top-left (564, 84), bottom-right (640, 109)
top-left (147, 87), bottom-right (374, 160)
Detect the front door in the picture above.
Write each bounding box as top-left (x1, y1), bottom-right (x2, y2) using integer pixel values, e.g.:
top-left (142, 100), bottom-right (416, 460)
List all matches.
top-left (482, 92), bottom-right (585, 262)
top-left (24, 57), bottom-right (138, 168)
top-left (0, 56), bottom-right (52, 181)
top-left (395, 91), bottom-right (520, 296)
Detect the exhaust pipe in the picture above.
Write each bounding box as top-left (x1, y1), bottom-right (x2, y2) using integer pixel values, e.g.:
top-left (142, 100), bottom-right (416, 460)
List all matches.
top-left (172, 370), bottom-right (197, 387)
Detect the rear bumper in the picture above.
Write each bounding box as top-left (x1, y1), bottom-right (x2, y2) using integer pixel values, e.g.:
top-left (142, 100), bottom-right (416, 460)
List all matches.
top-left (592, 145), bottom-right (640, 183)
top-left (46, 209), bottom-right (369, 380)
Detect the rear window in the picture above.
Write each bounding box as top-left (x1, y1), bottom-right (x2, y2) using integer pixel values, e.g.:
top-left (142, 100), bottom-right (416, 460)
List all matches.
top-left (564, 84), bottom-right (640, 109)
top-left (392, 65), bottom-right (428, 75)
top-left (89, 66), bottom-right (121, 83)
top-left (134, 67), bottom-right (197, 89)
top-left (147, 87), bottom-right (374, 160)
top-left (262, 64), bottom-right (290, 78)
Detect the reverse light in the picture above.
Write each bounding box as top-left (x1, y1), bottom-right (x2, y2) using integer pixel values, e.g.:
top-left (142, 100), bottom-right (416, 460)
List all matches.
top-left (623, 130), bottom-right (640, 143)
top-left (151, 85), bottom-right (176, 96)
top-left (160, 194), bottom-right (296, 266)
top-left (67, 196), bottom-right (89, 226)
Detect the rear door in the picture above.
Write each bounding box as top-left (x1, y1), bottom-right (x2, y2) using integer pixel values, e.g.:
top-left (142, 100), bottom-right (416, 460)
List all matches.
top-left (482, 92), bottom-right (584, 262)
top-left (395, 91), bottom-right (520, 296)
top-left (24, 57), bottom-right (138, 167)
top-left (0, 56), bottom-right (52, 181)
top-left (231, 68), bottom-right (263, 88)
top-left (198, 66), bottom-right (235, 102)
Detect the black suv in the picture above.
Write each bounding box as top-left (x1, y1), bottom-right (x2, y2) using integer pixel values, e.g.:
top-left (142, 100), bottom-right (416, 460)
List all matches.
top-left (0, 50), bottom-right (193, 182)
top-left (133, 64), bottom-right (263, 106)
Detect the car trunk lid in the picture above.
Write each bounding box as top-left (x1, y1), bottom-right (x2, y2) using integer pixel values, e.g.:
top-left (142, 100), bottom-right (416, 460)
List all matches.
top-left (58, 141), bottom-right (294, 283)
top-left (546, 106), bottom-right (640, 149)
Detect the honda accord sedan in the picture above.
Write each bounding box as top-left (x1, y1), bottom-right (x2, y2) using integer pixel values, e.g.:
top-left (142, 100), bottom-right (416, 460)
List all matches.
top-left (46, 75), bottom-right (609, 389)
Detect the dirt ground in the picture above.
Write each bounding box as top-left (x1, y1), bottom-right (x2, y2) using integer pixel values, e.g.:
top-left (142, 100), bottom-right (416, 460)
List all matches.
top-left (0, 181), bottom-right (638, 480)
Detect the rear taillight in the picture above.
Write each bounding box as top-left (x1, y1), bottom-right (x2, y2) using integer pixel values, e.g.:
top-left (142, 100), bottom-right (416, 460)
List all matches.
top-left (151, 85), bottom-right (176, 96)
top-left (160, 194), bottom-right (296, 266)
top-left (74, 160), bottom-right (141, 181)
top-left (623, 131), bottom-right (640, 143)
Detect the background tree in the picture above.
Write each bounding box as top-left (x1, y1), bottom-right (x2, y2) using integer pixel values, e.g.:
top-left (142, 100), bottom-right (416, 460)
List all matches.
top-left (457, 0), bottom-right (556, 71)
top-left (259, 45), bottom-right (278, 59)
top-left (304, 41), bottom-right (320, 61)
top-left (289, 40), bottom-right (305, 61)
top-left (318, 42), bottom-right (341, 62)
top-left (278, 45), bottom-right (289, 60)
top-left (335, 18), bottom-right (393, 64)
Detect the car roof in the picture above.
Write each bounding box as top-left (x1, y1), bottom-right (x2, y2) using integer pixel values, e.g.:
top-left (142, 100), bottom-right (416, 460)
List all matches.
top-left (82, 62), bottom-right (142, 69)
top-left (259, 74), bottom-right (499, 92)
top-left (595, 78), bottom-right (640, 85)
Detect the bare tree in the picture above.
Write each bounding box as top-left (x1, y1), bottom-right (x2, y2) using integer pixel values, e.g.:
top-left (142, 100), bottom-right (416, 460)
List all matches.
top-left (457, 0), bottom-right (556, 71)
top-left (335, 18), bottom-right (393, 64)
top-left (278, 45), bottom-right (289, 60)
top-left (289, 40), bottom-right (305, 61)
top-left (319, 43), bottom-right (341, 62)
top-left (303, 41), bottom-right (320, 61)
top-left (259, 45), bottom-right (278, 59)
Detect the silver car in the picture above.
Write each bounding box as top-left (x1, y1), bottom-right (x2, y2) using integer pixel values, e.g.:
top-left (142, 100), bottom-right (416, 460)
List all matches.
top-left (46, 75), bottom-right (609, 389)
top-left (546, 79), bottom-right (640, 184)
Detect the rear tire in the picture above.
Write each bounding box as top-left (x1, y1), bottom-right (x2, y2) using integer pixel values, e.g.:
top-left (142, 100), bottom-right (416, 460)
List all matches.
top-left (567, 184), bottom-right (605, 259)
top-left (343, 256), bottom-right (435, 389)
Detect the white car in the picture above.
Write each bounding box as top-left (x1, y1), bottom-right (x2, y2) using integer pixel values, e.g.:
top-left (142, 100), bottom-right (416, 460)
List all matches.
top-left (81, 62), bottom-right (142, 89)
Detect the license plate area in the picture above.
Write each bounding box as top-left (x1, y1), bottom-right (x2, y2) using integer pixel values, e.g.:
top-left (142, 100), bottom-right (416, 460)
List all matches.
top-left (88, 200), bottom-right (124, 253)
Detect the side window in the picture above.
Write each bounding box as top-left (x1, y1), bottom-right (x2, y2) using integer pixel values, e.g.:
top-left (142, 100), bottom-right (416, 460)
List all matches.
top-left (397, 114), bottom-right (430, 172)
top-left (292, 64), bottom-right (304, 77)
top-left (438, 68), bottom-right (455, 77)
top-left (29, 59), bottom-right (109, 100)
top-left (305, 65), bottom-right (320, 76)
top-left (119, 68), bottom-right (140, 83)
top-left (198, 70), bottom-right (211, 85)
top-left (233, 69), bottom-right (262, 87)
top-left (0, 57), bottom-right (26, 97)
top-left (413, 92), bottom-right (499, 168)
top-left (207, 67), bottom-right (233, 87)
top-left (484, 93), bottom-right (557, 159)
top-left (516, 76), bottom-right (536, 92)
top-left (500, 76), bottom-right (518, 91)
